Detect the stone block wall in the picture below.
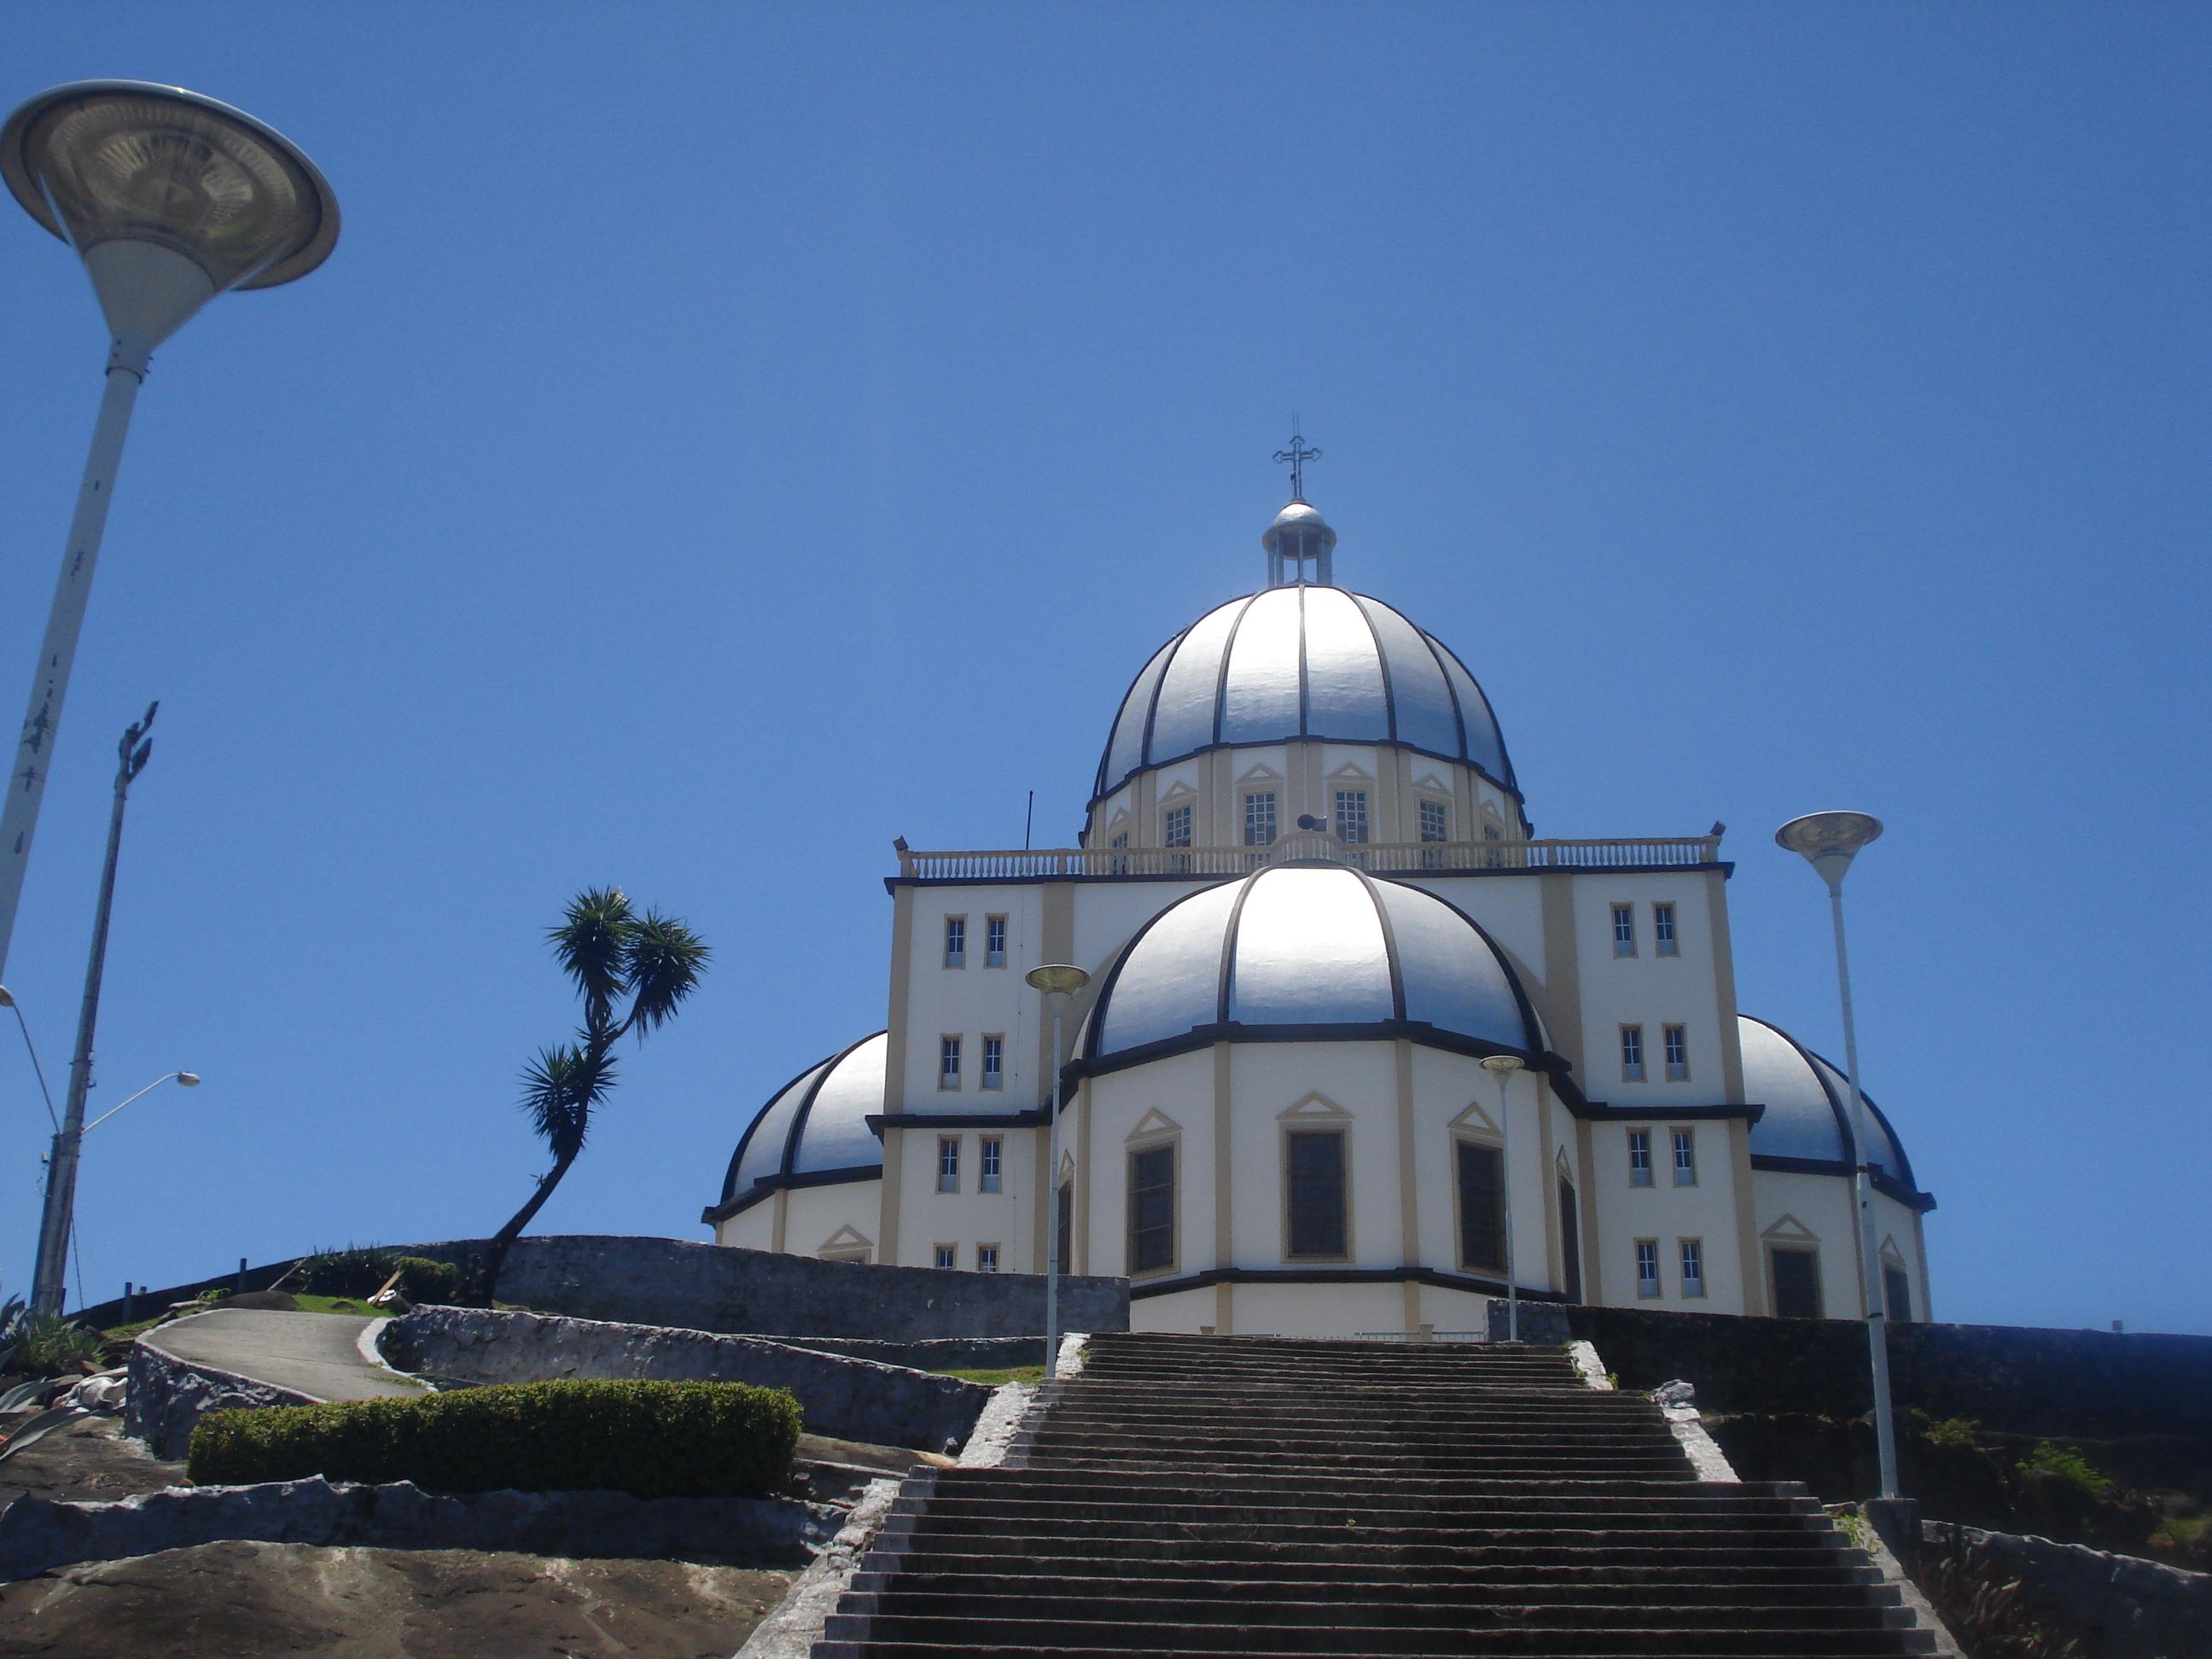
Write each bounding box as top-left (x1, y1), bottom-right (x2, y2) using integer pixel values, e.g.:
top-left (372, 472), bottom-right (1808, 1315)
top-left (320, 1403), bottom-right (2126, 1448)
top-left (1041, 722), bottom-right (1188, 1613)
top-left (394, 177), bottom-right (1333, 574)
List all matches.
top-left (1565, 1305), bottom-right (2212, 1437)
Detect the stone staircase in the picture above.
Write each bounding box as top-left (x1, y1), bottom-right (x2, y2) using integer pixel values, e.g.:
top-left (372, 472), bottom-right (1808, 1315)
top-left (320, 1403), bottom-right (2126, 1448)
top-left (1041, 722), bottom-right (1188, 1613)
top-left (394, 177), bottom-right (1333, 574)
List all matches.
top-left (816, 1331), bottom-right (1930, 1656)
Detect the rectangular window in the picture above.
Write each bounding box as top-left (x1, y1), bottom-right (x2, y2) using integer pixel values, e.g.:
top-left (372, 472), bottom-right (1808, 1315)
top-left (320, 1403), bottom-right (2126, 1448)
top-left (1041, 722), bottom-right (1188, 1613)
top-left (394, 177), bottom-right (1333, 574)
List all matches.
top-left (933, 1243), bottom-right (956, 1271)
top-left (981, 1136), bottom-right (1003, 1192)
top-left (1419, 800), bottom-right (1449, 842)
top-left (1636, 1238), bottom-right (1662, 1299)
top-left (1333, 790), bottom-right (1370, 845)
top-left (1679, 1238), bottom-right (1705, 1298)
top-left (1128, 1144), bottom-right (1176, 1273)
top-left (1627, 1128), bottom-right (1654, 1187)
top-left (1883, 1265), bottom-right (1913, 1324)
top-left (1612, 904), bottom-right (1637, 957)
top-left (942, 916), bottom-right (965, 968)
top-left (1057, 1181), bottom-right (1074, 1275)
top-left (1664, 1024), bottom-right (1689, 1082)
top-left (939, 1035), bottom-right (961, 1090)
top-left (981, 1034), bottom-right (1004, 1091)
top-left (1285, 1129), bottom-right (1348, 1258)
top-left (1162, 803), bottom-right (1192, 847)
top-left (975, 1243), bottom-right (999, 1273)
top-left (1243, 791), bottom-right (1278, 848)
top-left (1482, 821), bottom-right (1504, 868)
top-left (936, 1136), bottom-right (960, 1193)
top-left (1621, 1026), bottom-right (1645, 1082)
top-left (985, 915), bottom-right (1007, 967)
top-left (1109, 830), bottom-right (1130, 876)
top-left (1455, 1139), bottom-right (1505, 1272)
top-left (1672, 1127), bottom-right (1697, 1185)
top-left (1770, 1247), bottom-right (1822, 1319)
top-left (1654, 903), bottom-right (1679, 957)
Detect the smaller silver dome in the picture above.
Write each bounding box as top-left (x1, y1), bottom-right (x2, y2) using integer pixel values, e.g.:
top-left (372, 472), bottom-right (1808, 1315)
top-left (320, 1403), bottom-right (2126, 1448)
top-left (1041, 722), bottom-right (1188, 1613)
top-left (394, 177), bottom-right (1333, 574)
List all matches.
top-left (1739, 1015), bottom-right (1924, 1201)
top-left (1080, 864), bottom-right (1545, 1070)
top-left (1262, 499), bottom-right (1336, 558)
top-left (710, 1032), bottom-right (886, 1220)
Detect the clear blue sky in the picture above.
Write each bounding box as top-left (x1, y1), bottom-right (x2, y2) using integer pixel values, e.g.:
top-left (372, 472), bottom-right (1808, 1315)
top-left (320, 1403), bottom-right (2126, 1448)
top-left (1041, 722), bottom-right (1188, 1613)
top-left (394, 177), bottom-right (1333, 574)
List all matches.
top-left (2, 6), bottom-right (2205, 1335)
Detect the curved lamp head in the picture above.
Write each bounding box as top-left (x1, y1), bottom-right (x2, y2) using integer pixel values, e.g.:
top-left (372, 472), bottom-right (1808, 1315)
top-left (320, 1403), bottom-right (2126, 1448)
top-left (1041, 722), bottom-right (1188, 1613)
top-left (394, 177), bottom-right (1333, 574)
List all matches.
top-left (1479, 1053), bottom-right (1526, 1077)
top-left (177, 1071), bottom-right (201, 1086)
top-left (1025, 964), bottom-right (1091, 997)
top-left (0, 985), bottom-right (14, 1009)
top-left (1777, 811), bottom-right (1883, 891)
top-left (3, 80), bottom-right (338, 346)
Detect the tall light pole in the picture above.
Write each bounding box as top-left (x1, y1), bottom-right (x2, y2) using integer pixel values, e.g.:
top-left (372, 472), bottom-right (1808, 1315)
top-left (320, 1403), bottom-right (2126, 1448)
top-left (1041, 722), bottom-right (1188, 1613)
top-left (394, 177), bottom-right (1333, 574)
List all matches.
top-left (1777, 810), bottom-right (1899, 1499)
top-left (1026, 963), bottom-right (1090, 1374)
top-left (0, 81), bottom-right (338, 982)
top-left (1480, 1053), bottom-right (1524, 1341)
top-left (31, 703), bottom-right (157, 1316)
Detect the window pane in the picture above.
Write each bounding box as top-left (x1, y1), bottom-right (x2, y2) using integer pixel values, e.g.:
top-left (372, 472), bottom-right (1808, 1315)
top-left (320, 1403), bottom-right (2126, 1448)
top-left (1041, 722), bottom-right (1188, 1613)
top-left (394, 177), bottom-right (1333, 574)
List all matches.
top-left (1286, 1131), bottom-right (1348, 1256)
top-left (986, 916), bottom-right (1006, 965)
top-left (944, 917), bottom-right (964, 966)
top-left (1655, 904), bottom-right (1678, 955)
top-left (1333, 791), bottom-right (1370, 844)
top-left (1056, 1182), bottom-right (1074, 1274)
top-left (1772, 1249), bottom-right (1820, 1318)
top-left (981, 1137), bottom-right (1002, 1191)
top-left (1243, 791), bottom-right (1278, 847)
top-left (1129, 1146), bottom-right (1176, 1272)
top-left (1883, 1266), bottom-right (1913, 1324)
top-left (1419, 800), bottom-right (1449, 842)
top-left (934, 1245), bottom-right (954, 1270)
top-left (1456, 1140), bottom-right (1504, 1271)
top-left (1163, 804), bottom-right (1192, 847)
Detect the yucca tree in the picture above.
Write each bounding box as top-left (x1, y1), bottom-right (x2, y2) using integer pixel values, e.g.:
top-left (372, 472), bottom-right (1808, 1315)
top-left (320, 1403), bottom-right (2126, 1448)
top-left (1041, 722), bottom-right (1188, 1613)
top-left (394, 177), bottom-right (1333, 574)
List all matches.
top-left (473, 888), bottom-right (709, 1302)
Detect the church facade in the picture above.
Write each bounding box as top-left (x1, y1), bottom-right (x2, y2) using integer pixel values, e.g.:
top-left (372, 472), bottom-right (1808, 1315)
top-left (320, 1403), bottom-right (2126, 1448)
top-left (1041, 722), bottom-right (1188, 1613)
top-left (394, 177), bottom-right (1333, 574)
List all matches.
top-left (702, 486), bottom-right (1936, 1338)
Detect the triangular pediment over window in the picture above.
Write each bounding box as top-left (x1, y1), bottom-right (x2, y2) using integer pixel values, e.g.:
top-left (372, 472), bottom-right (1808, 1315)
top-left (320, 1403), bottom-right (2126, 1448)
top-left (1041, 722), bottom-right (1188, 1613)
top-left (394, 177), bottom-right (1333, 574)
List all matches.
top-left (1278, 1091), bottom-right (1352, 1121)
top-left (1761, 1213), bottom-right (1819, 1243)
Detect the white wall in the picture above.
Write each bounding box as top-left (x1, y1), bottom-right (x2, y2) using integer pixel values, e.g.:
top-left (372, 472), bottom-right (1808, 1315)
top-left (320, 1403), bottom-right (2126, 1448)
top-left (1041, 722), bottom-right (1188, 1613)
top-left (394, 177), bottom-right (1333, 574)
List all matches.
top-left (1571, 872), bottom-right (1732, 1109)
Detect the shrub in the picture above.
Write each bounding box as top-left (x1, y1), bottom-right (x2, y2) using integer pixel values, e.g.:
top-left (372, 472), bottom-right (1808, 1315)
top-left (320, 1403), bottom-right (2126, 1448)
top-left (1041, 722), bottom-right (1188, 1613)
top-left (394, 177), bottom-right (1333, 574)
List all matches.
top-left (2016, 1441), bottom-right (2110, 1499)
top-left (8, 1312), bottom-right (102, 1378)
top-left (390, 1256), bottom-right (458, 1303)
top-left (297, 1245), bottom-right (406, 1298)
top-left (1921, 1414), bottom-right (1982, 1447)
top-left (188, 1378), bottom-right (801, 1500)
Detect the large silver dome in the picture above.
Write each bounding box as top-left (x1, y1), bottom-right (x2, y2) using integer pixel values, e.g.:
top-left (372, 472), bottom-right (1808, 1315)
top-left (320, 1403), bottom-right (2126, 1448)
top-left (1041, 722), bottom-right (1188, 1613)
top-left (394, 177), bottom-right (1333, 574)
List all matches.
top-left (1079, 864), bottom-right (1545, 1069)
top-left (709, 1031), bottom-right (886, 1220)
top-left (1092, 587), bottom-right (1517, 806)
top-left (1739, 1015), bottom-right (1927, 1204)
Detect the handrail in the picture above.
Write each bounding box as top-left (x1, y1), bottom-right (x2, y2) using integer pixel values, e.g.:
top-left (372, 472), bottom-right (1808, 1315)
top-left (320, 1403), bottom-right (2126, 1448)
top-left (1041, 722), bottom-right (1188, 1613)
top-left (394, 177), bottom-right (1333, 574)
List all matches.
top-left (893, 833), bottom-right (1724, 881)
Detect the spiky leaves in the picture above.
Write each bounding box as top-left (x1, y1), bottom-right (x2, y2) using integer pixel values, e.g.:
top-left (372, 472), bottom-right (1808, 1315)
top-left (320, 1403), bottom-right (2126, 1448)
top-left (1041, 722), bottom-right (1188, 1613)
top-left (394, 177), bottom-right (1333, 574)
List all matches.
top-left (476, 890), bottom-right (711, 1302)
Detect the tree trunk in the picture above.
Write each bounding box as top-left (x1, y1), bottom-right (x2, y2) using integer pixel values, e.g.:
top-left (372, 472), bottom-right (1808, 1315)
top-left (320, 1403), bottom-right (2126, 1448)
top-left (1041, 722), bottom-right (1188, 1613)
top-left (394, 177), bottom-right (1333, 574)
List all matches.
top-left (471, 1148), bottom-right (578, 1306)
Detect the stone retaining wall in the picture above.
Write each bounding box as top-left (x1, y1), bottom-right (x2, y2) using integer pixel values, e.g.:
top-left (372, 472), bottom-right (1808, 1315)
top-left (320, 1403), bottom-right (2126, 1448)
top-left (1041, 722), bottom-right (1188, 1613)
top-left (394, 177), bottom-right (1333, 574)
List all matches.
top-left (1564, 1305), bottom-right (2212, 1436)
top-left (0, 1476), bottom-right (837, 1584)
top-left (79, 1237), bottom-right (1128, 1345)
top-left (382, 1307), bottom-right (992, 1453)
top-left (125, 1336), bottom-right (320, 1461)
top-left (1926, 1522), bottom-right (2212, 1659)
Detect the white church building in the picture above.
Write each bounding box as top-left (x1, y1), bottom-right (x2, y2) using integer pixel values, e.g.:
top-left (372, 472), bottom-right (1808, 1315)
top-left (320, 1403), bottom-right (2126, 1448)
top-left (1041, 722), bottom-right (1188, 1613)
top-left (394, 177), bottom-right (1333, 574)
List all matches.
top-left (702, 481), bottom-right (1936, 1337)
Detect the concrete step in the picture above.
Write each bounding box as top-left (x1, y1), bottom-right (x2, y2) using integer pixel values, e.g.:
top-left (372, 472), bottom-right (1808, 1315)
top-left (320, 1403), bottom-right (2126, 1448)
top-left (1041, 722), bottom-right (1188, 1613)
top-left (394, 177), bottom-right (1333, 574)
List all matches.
top-left (892, 1495), bottom-right (1825, 1534)
top-left (851, 1568), bottom-right (1902, 1608)
top-left (854, 1551), bottom-right (1888, 1590)
top-left (821, 1612), bottom-right (1931, 1655)
top-left (928, 1470), bottom-right (1807, 1511)
top-left (882, 1531), bottom-right (1852, 1569)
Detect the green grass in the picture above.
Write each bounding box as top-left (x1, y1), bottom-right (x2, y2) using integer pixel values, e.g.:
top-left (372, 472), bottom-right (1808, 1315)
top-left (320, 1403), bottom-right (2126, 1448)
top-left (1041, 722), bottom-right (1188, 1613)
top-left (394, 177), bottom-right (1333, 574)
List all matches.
top-left (936, 1365), bottom-right (1046, 1386)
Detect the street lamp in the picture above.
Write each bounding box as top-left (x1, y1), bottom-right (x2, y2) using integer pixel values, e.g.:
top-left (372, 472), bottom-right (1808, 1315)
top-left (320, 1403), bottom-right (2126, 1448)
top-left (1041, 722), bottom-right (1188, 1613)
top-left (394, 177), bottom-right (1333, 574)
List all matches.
top-left (1777, 809), bottom-right (1899, 1499)
top-left (81, 1068), bottom-right (199, 1134)
top-left (31, 1066), bottom-right (199, 1316)
top-left (0, 985), bottom-right (60, 1133)
top-left (1026, 963), bottom-right (1091, 1375)
top-left (0, 81), bottom-right (339, 981)
top-left (1480, 1053), bottom-right (1524, 1341)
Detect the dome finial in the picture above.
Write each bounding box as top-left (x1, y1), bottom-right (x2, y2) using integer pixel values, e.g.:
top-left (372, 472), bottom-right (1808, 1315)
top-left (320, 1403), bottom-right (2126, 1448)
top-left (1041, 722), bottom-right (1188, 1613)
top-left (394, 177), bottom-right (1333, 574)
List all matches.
top-left (1272, 416), bottom-right (1321, 504)
top-left (1265, 418), bottom-right (1334, 585)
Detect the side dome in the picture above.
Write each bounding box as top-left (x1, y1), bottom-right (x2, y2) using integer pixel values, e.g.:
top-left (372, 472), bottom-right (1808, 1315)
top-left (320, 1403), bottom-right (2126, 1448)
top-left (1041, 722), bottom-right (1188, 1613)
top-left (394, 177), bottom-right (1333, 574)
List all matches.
top-left (1091, 587), bottom-right (1517, 807)
top-left (1079, 864), bottom-right (1545, 1068)
top-left (710, 1032), bottom-right (886, 1220)
top-left (1738, 1015), bottom-right (1927, 1202)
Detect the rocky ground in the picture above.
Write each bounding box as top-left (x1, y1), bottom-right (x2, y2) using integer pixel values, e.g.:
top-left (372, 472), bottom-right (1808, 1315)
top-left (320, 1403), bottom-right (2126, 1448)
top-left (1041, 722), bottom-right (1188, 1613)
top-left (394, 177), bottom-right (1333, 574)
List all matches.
top-left (0, 1541), bottom-right (792, 1657)
top-left (0, 1416), bottom-right (842, 1656)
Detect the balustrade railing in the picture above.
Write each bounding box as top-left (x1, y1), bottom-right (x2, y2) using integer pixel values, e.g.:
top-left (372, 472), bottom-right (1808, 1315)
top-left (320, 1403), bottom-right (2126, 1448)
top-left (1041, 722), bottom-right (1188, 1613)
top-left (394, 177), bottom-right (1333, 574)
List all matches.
top-left (893, 832), bottom-right (1724, 882)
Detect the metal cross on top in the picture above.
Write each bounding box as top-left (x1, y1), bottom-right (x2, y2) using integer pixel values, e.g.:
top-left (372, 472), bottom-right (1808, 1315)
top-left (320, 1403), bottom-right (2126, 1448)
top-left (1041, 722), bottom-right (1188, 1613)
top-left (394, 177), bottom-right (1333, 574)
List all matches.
top-left (1272, 419), bottom-right (1321, 502)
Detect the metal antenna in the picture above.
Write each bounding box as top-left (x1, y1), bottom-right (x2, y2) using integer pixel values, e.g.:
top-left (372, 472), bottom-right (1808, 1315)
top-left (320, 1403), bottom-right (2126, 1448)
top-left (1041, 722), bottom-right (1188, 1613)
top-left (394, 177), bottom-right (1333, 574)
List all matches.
top-left (1272, 416), bottom-right (1321, 503)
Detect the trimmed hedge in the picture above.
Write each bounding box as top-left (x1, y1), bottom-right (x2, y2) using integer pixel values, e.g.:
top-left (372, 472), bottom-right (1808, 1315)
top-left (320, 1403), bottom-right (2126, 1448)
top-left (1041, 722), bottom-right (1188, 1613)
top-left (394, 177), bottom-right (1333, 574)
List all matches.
top-left (391, 1256), bottom-right (458, 1302)
top-left (188, 1379), bottom-right (801, 1500)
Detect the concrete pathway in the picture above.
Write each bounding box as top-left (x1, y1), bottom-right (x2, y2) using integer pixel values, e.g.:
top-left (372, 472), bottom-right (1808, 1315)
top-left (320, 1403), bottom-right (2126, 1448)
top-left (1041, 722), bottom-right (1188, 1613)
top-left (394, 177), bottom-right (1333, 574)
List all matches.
top-left (149, 1310), bottom-right (425, 1404)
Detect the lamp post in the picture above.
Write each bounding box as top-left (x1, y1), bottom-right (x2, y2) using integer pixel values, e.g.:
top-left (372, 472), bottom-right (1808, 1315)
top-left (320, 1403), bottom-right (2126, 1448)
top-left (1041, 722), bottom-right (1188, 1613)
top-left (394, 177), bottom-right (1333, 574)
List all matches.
top-left (0, 985), bottom-right (61, 1135)
top-left (80, 1068), bottom-right (199, 1135)
top-left (0, 81), bottom-right (338, 982)
top-left (30, 703), bottom-right (157, 1317)
top-left (1777, 810), bottom-right (1899, 1499)
top-left (1479, 1053), bottom-right (1525, 1341)
top-left (1026, 963), bottom-right (1090, 1376)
